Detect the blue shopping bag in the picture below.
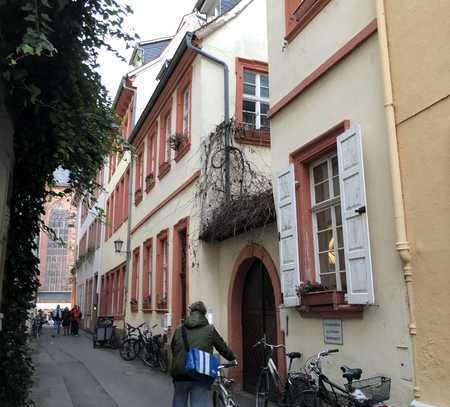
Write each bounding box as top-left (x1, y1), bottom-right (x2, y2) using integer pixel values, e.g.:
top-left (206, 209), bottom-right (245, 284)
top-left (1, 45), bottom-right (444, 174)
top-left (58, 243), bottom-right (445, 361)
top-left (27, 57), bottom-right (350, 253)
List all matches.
top-left (182, 325), bottom-right (218, 378)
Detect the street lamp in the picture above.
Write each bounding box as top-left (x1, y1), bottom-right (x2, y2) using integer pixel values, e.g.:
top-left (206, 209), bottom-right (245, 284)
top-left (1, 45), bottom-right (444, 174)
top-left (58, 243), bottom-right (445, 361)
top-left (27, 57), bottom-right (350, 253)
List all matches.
top-left (114, 239), bottom-right (129, 254)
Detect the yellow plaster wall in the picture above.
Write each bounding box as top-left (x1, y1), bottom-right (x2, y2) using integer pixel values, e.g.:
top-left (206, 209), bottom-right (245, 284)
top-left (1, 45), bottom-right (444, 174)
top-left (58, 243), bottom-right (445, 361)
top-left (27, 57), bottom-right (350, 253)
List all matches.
top-left (384, 1), bottom-right (450, 404)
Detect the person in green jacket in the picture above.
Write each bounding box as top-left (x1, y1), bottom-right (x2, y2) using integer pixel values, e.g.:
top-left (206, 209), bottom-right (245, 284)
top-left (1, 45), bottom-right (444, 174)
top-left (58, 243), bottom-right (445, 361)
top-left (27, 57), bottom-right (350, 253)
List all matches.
top-left (170, 301), bottom-right (235, 407)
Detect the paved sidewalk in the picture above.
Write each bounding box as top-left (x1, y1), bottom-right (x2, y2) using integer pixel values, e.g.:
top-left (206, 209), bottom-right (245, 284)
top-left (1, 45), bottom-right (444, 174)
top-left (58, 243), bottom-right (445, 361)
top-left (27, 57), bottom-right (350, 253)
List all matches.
top-left (31, 327), bottom-right (254, 407)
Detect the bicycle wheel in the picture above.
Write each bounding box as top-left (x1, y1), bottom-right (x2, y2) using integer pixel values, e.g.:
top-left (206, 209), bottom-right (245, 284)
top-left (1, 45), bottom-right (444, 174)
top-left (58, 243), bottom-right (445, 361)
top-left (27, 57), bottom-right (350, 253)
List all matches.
top-left (256, 369), bottom-right (271, 407)
top-left (120, 338), bottom-right (139, 361)
top-left (212, 388), bottom-right (226, 407)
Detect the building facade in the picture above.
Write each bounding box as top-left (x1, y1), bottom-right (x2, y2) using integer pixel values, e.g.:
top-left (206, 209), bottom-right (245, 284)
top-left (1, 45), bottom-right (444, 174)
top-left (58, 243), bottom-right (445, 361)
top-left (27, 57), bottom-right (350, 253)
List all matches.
top-left (381, 1), bottom-right (450, 405)
top-left (266, 0), bottom-right (414, 405)
top-left (37, 170), bottom-right (76, 312)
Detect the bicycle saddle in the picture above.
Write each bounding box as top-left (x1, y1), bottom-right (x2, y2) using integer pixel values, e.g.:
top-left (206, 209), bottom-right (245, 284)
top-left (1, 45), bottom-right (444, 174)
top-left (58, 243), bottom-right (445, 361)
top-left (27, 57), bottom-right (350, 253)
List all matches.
top-left (341, 366), bottom-right (362, 381)
top-left (287, 352), bottom-right (302, 360)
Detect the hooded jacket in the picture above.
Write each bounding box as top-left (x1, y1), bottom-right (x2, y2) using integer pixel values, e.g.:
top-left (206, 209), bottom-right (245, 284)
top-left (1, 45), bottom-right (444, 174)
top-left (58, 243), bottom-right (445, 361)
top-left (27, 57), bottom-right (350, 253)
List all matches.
top-left (170, 310), bottom-right (235, 382)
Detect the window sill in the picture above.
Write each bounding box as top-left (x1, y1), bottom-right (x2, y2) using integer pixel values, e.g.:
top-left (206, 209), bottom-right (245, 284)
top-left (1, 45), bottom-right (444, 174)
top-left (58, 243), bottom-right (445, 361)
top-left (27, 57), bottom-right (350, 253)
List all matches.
top-left (130, 302), bottom-right (138, 313)
top-left (155, 308), bottom-right (168, 314)
top-left (158, 162), bottom-right (171, 179)
top-left (142, 307), bottom-right (153, 313)
top-left (145, 175), bottom-right (155, 193)
top-left (234, 129), bottom-right (270, 147)
top-left (296, 304), bottom-right (364, 319)
top-left (134, 188), bottom-right (143, 206)
top-left (285, 0), bottom-right (331, 43)
top-left (174, 141), bottom-right (191, 162)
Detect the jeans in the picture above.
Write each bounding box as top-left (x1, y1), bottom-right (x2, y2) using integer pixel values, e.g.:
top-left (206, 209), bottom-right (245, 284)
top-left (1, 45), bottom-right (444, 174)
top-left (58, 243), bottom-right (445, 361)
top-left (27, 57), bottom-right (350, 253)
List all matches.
top-left (172, 381), bottom-right (211, 407)
top-left (54, 320), bottom-right (61, 335)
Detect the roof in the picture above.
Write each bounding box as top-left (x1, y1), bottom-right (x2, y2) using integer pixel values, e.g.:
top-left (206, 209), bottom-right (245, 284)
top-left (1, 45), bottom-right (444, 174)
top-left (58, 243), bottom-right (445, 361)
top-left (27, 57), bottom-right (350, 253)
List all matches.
top-left (194, 0), bottom-right (242, 14)
top-left (129, 37), bottom-right (173, 67)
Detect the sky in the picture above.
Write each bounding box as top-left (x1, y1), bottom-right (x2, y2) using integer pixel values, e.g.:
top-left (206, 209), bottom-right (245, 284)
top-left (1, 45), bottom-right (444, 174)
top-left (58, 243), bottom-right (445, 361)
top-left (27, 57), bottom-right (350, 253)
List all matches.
top-left (98, 0), bottom-right (197, 99)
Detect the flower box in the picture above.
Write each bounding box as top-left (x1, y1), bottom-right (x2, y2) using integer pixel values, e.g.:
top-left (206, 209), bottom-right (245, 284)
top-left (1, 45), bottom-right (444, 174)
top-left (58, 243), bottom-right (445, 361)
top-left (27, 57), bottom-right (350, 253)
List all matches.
top-left (145, 174), bottom-right (155, 192)
top-left (301, 290), bottom-right (345, 307)
top-left (134, 188), bottom-right (143, 205)
top-left (130, 299), bottom-right (138, 313)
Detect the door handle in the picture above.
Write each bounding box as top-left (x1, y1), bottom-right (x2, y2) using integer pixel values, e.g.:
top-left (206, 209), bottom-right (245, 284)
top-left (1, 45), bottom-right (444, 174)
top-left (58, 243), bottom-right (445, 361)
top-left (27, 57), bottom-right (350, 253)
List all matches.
top-left (355, 206), bottom-right (366, 215)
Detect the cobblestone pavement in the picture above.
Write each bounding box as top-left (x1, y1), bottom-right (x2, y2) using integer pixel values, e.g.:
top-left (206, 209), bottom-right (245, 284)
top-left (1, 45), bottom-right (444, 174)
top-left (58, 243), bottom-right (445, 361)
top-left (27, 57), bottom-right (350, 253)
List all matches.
top-left (31, 326), bottom-right (254, 407)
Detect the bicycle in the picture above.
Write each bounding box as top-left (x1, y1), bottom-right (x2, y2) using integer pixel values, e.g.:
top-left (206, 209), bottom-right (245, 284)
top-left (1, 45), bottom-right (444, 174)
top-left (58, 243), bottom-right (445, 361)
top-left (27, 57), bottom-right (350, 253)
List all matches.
top-left (298, 349), bottom-right (391, 407)
top-left (119, 323), bottom-right (168, 372)
top-left (254, 335), bottom-right (309, 407)
top-left (212, 360), bottom-right (239, 407)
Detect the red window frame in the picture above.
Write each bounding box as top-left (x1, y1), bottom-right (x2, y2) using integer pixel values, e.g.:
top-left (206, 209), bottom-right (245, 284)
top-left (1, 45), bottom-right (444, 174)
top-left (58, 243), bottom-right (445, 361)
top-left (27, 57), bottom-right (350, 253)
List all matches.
top-left (284, 0), bottom-right (331, 43)
top-left (159, 101), bottom-right (172, 179)
top-left (131, 247), bottom-right (140, 312)
top-left (235, 57), bottom-right (270, 147)
top-left (146, 125), bottom-right (158, 192)
top-left (156, 229), bottom-right (169, 311)
top-left (290, 120), bottom-right (349, 283)
top-left (135, 146), bottom-right (144, 205)
top-left (142, 238), bottom-right (153, 312)
top-left (175, 68), bottom-right (192, 162)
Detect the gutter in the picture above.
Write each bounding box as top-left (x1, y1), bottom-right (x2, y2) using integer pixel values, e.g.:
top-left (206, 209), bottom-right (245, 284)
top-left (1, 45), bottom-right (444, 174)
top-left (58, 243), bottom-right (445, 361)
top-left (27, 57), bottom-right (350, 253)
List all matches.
top-left (375, 0), bottom-right (418, 400)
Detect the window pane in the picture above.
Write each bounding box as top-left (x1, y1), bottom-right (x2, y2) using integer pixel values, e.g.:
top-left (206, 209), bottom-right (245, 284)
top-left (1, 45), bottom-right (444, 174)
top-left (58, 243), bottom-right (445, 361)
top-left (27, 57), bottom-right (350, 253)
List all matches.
top-left (320, 272), bottom-right (337, 290)
top-left (338, 249), bottom-right (346, 271)
top-left (316, 208), bottom-right (332, 231)
top-left (318, 230), bottom-right (333, 252)
top-left (333, 176), bottom-right (340, 197)
top-left (243, 69), bottom-right (256, 84)
top-left (335, 205), bottom-right (342, 226)
top-left (319, 252), bottom-right (335, 274)
top-left (243, 100), bottom-right (256, 112)
top-left (340, 272), bottom-right (347, 291)
top-left (260, 74), bottom-right (269, 87)
top-left (313, 162), bottom-right (328, 184)
top-left (243, 83), bottom-right (256, 96)
top-left (332, 156), bottom-right (339, 176)
top-left (261, 87), bottom-right (269, 98)
top-left (261, 116), bottom-right (270, 130)
top-left (243, 112), bottom-right (256, 126)
top-left (314, 181), bottom-right (330, 203)
top-left (337, 226), bottom-right (344, 248)
top-left (260, 103), bottom-right (269, 114)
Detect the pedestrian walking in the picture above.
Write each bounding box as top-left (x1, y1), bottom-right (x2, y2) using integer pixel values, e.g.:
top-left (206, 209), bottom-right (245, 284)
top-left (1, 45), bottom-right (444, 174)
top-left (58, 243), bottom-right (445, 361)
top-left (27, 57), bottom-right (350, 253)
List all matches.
top-left (70, 305), bottom-right (82, 336)
top-left (170, 301), bottom-right (235, 407)
top-left (62, 307), bottom-right (71, 336)
top-left (52, 305), bottom-right (62, 336)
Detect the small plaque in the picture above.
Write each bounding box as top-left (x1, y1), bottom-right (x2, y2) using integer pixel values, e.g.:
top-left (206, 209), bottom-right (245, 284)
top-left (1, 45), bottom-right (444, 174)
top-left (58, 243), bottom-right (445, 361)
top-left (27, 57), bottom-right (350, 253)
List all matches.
top-left (323, 319), bottom-right (343, 345)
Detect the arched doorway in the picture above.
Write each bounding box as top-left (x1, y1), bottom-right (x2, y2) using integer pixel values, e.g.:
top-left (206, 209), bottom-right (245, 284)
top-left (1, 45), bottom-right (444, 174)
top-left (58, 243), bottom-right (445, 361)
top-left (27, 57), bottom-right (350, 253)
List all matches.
top-left (228, 244), bottom-right (285, 391)
top-left (242, 258), bottom-right (276, 393)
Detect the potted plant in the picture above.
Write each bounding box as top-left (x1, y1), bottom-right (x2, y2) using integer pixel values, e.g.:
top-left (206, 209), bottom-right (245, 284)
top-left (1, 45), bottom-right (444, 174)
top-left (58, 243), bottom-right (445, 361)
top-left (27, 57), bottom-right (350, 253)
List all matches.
top-left (130, 298), bottom-right (138, 312)
top-left (142, 295), bottom-right (152, 310)
top-left (297, 280), bottom-right (345, 306)
top-left (157, 295), bottom-right (168, 309)
top-left (169, 133), bottom-right (189, 152)
top-left (145, 174), bottom-right (155, 191)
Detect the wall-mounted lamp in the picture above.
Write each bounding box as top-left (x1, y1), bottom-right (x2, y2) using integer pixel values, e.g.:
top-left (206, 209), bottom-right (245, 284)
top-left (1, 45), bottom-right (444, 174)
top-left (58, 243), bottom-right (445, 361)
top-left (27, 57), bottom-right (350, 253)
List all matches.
top-left (114, 239), bottom-right (129, 254)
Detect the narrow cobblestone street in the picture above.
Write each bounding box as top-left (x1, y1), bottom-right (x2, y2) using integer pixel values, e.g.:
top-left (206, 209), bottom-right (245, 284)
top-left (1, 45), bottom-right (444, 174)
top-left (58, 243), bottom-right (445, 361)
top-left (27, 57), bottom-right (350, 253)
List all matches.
top-left (32, 327), bottom-right (173, 407)
top-left (31, 327), bottom-right (254, 407)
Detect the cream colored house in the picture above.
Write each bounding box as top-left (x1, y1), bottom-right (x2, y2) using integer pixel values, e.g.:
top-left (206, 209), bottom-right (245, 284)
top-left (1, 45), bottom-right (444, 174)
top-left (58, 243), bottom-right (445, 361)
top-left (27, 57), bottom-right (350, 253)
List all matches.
top-left (381, 1), bottom-right (450, 406)
top-left (266, 0), bottom-right (415, 405)
top-left (122, 0), bottom-right (278, 391)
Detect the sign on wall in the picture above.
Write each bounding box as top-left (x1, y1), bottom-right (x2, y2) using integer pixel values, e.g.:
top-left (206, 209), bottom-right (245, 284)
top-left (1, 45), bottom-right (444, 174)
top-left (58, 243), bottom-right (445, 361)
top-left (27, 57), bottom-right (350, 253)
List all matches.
top-left (323, 319), bottom-right (343, 345)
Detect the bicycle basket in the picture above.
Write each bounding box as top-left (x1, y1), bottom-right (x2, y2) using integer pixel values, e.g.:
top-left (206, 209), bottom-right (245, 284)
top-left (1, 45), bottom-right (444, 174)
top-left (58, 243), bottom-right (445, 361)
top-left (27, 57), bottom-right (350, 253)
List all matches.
top-left (347, 376), bottom-right (391, 403)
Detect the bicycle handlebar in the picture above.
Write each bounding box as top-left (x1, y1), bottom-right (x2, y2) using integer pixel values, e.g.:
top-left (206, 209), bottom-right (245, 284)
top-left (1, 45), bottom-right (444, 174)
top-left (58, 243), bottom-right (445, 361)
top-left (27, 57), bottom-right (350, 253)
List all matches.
top-left (218, 361), bottom-right (238, 369)
top-left (253, 337), bottom-right (286, 351)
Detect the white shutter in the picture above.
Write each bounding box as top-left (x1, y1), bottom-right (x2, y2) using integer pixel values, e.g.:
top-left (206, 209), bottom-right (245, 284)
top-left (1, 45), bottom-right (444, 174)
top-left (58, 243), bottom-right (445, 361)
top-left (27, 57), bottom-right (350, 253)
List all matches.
top-left (275, 164), bottom-right (300, 307)
top-left (337, 125), bottom-right (374, 304)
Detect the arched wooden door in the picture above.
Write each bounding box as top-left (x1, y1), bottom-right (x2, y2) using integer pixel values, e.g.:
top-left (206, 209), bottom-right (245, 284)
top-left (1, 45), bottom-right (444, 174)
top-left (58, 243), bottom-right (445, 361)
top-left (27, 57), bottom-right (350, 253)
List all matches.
top-left (242, 258), bottom-right (276, 393)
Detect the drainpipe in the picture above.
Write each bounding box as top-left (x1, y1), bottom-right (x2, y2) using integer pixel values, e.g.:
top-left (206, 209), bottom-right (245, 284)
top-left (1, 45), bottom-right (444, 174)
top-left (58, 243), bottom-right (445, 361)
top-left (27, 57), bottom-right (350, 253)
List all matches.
top-left (186, 32), bottom-right (231, 201)
top-left (375, 0), bottom-right (418, 399)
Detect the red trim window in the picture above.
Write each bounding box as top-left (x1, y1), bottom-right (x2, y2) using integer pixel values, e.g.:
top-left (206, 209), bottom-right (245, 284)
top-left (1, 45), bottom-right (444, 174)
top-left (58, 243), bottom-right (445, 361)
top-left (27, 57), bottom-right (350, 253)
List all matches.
top-left (117, 266), bottom-right (125, 318)
top-left (95, 219), bottom-right (101, 249)
top-left (284, 0), bottom-right (331, 43)
top-left (175, 68), bottom-right (192, 161)
top-left (123, 169), bottom-right (129, 221)
top-left (172, 218), bottom-right (189, 327)
top-left (105, 198), bottom-right (110, 241)
top-left (291, 121), bottom-right (350, 286)
top-left (159, 101), bottom-right (172, 179)
top-left (135, 146), bottom-right (144, 205)
top-left (114, 185), bottom-right (120, 231)
top-left (131, 247), bottom-right (140, 312)
top-left (235, 58), bottom-right (270, 147)
top-left (145, 125), bottom-right (157, 192)
top-left (156, 229), bottom-right (169, 310)
top-left (142, 238), bottom-right (153, 311)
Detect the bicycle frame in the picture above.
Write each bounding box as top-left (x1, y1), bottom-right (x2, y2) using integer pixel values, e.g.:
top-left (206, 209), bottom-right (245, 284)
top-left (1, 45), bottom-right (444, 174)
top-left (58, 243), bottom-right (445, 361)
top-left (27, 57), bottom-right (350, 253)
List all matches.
top-left (214, 362), bottom-right (238, 407)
